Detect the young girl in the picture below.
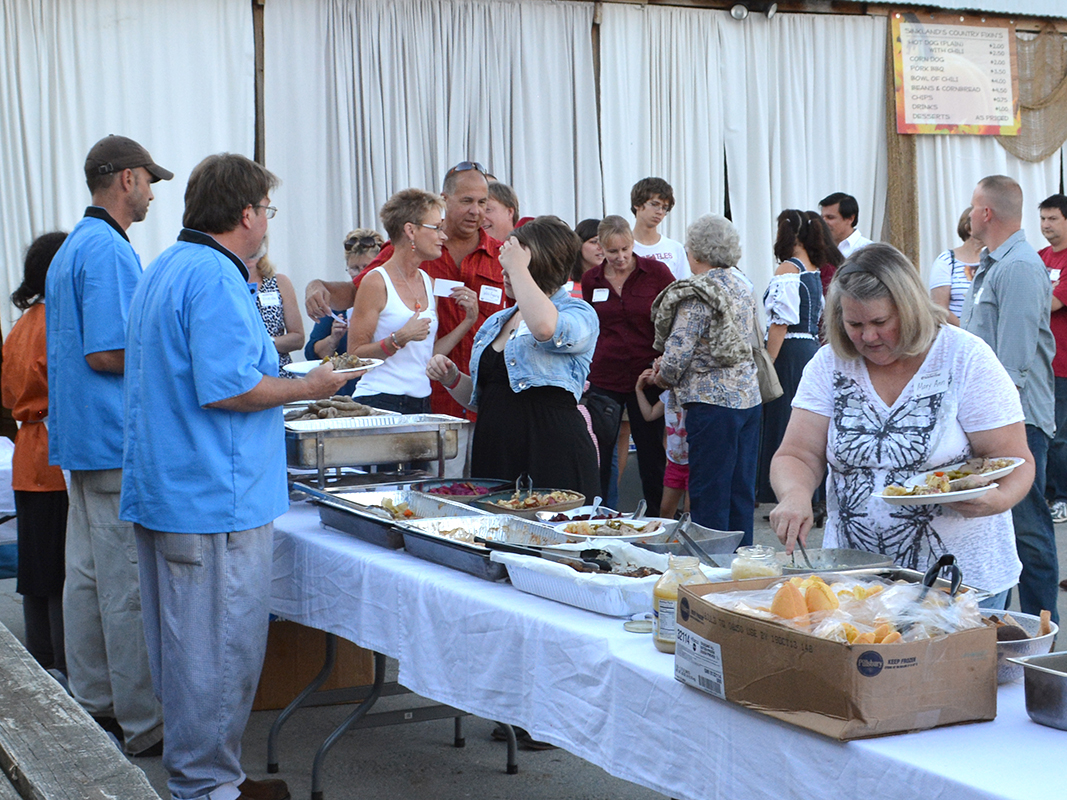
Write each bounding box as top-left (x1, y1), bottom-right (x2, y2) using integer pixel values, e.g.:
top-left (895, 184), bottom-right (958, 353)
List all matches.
top-left (635, 368), bottom-right (688, 518)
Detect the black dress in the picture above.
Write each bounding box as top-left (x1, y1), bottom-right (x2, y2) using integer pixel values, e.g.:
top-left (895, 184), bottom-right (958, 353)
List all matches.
top-left (470, 346), bottom-right (599, 501)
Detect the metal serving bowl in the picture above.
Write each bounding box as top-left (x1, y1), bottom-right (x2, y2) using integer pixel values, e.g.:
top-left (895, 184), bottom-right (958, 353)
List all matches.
top-left (984, 610), bottom-right (1058, 684)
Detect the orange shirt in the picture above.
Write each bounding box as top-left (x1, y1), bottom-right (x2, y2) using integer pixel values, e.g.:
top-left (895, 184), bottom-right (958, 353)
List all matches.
top-left (361, 230), bottom-right (504, 417)
top-left (1, 304), bottom-right (65, 491)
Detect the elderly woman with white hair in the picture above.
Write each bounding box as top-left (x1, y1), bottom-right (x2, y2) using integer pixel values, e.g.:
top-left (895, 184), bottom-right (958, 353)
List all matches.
top-left (651, 214), bottom-right (761, 544)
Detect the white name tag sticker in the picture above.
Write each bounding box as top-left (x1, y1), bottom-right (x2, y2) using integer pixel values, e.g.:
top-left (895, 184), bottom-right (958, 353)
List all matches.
top-left (1050, 269), bottom-right (1061, 283)
top-left (592, 288), bottom-right (610, 303)
top-left (914, 370), bottom-right (949, 399)
top-left (258, 291), bottom-right (281, 307)
top-left (479, 285), bottom-right (503, 305)
top-left (433, 278), bottom-right (464, 298)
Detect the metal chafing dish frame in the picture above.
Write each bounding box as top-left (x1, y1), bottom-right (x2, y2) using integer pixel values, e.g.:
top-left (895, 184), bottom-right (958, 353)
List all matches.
top-left (285, 414), bottom-right (469, 488)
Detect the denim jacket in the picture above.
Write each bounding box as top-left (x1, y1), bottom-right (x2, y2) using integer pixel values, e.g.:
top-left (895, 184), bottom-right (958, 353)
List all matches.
top-left (469, 287), bottom-right (599, 407)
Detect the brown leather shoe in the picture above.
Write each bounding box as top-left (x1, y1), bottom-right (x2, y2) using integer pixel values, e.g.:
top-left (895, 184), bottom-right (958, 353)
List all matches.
top-left (236, 778), bottom-right (290, 800)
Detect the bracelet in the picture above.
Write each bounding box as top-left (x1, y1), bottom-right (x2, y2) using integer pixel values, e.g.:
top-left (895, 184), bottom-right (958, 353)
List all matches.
top-left (445, 371), bottom-right (462, 390)
top-left (380, 338), bottom-right (393, 357)
top-left (390, 332), bottom-right (403, 350)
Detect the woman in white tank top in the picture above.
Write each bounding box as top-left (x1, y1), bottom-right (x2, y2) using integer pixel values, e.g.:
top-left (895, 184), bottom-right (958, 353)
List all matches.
top-left (346, 189), bottom-right (479, 414)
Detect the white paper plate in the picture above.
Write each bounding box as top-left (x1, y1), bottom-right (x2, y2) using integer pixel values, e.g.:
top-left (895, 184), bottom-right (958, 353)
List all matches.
top-left (283, 358), bottom-right (382, 375)
top-left (873, 482), bottom-right (997, 506)
top-left (902, 456), bottom-right (1024, 490)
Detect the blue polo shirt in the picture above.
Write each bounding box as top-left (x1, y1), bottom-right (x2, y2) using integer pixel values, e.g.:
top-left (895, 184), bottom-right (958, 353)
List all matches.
top-left (46, 207), bottom-right (141, 470)
top-left (120, 229), bottom-right (287, 533)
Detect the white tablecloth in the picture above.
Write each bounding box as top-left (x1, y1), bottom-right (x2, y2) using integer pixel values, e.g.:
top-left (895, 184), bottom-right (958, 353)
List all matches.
top-left (271, 502), bottom-right (1063, 800)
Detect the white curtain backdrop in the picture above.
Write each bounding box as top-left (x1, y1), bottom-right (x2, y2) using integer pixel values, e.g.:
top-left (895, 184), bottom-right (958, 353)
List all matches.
top-left (717, 13), bottom-right (888, 299)
top-left (263, 0), bottom-right (601, 329)
top-left (0, 0), bottom-right (254, 337)
top-left (598, 4), bottom-right (726, 244)
top-left (599, 9), bottom-right (888, 299)
top-left (915, 136), bottom-right (1063, 282)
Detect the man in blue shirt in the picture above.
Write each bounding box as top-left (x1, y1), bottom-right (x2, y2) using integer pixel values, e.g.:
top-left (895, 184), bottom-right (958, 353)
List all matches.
top-left (46, 135), bottom-right (171, 756)
top-left (122, 153), bottom-right (351, 800)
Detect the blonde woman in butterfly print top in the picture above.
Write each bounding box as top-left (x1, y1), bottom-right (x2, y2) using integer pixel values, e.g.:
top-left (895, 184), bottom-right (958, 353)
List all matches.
top-left (244, 249), bottom-right (304, 377)
top-left (769, 244), bottom-right (1029, 604)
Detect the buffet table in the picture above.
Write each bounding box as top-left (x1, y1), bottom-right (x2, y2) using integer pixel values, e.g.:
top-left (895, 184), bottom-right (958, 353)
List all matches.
top-left (271, 502), bottom-right (1062, 800)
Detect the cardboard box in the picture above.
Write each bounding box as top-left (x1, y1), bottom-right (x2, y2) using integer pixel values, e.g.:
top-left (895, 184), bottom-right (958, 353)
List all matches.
top-left (675, 577), bottom-right (997, 740)
top-left (253, 620), bottom-right (375, 711)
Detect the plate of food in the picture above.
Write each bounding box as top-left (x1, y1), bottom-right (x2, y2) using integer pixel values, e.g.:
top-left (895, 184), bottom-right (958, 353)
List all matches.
top-left (557, 517), bottom-right (674, 544)
top-left (875, 456), bottom-right (1022, 506)
top-left (473, 489), bottom-right (586, 519)
top-left (284, 355), bottom-right (383, 375)
top-left (873, 482), bottom-right (998, 506)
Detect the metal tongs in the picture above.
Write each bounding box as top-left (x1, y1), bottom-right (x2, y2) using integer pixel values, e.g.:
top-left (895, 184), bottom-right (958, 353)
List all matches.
top-left (514, 473), bottom-right (533, 502)
top-left (792, 538), bottom-right (815, 570)
top-left (900, 553), bottom-right (963, 635)
top-left (475, 537), bottom-right (612, 572)
top-left (673, 513), bottom-right (717, 569)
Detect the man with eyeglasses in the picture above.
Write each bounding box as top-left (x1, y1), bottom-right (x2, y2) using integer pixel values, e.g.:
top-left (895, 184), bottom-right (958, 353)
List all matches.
top-left (45, 134), bottom-right (170, 758)
top-left (630, 177), bottom-right (690, 280)
top-left (121, 153), bottom-right (351, 800)
top-left (306, 161), bottom-right (504, 417)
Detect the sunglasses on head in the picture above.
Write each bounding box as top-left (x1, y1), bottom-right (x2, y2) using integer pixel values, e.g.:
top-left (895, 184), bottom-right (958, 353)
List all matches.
top-left (345, 235), bottom-right (380, 252)
top-left (445, 160), bottom-right (488, 180)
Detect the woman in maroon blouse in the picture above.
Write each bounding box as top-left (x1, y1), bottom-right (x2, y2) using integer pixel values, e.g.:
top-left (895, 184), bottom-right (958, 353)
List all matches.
top-left (581, 215), bottom-right (674, 510)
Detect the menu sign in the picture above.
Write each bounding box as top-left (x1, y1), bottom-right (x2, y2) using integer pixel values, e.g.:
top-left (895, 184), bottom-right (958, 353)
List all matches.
top-left (892, 12), bottom-right (1019, 135)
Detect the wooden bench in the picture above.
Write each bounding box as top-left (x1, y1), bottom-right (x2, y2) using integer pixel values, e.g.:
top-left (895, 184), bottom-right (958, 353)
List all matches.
top-left (0, 621), bottom-right (161, 800)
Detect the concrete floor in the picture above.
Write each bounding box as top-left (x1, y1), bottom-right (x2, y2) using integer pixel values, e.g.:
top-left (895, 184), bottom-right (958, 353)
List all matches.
top-left (1, 459), bottom-right (1065, 799)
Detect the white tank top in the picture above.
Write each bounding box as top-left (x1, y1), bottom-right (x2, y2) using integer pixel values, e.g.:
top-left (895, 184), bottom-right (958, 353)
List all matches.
top-left (354, 266), bottom-right (438, 399)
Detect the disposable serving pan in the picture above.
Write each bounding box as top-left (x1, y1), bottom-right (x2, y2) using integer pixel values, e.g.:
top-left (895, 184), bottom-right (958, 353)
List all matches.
top-left (400, 515), bottom-right (571, 581)
top-left (312, 489), bottom-right (486, 550)
top-left (490, 541), bottom-right (671, 617)
top-left (285, 414), bottom-right (466, 469)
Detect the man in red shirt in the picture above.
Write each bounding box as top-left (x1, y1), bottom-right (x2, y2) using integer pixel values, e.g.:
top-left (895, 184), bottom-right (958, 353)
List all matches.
top-left (306, 162), bottom-right (504, 417)
top-left (1040, 194), bottom-right (1067, 525)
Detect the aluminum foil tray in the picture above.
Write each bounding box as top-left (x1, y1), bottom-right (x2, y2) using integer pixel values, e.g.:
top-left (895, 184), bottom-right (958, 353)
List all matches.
top-left (285, 414), bottom-right (461, 432)
top-left (399, 515), bottom-right (571, 581)
top-left (312, 489), bottom-right (486, 550)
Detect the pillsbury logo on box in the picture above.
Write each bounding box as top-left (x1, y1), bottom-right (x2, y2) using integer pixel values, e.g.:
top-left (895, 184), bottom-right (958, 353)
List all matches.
top-left (856, 650), bottom-right (884, 677)
top-left (680, 596), bottom-right (691, 622)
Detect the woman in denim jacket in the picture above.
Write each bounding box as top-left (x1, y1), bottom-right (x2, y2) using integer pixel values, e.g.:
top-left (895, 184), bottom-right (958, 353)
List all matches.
top-left (427, 216), bottom-right (600, 499)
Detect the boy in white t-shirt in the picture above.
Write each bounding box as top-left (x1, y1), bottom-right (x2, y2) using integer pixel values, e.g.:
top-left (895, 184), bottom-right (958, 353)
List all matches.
top-left (630, 177), bottom-right (690, 280)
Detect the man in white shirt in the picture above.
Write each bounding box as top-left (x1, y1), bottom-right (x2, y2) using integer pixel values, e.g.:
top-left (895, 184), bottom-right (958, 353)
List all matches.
top-left (819, 191), bottom-right (873, 259)
top-left (630, 177), bottom-right (689, 280)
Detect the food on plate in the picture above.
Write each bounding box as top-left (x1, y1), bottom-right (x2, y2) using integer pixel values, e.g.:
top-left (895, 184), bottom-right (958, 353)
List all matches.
top-left (490, 490), bottom-right (582, 510)
top-left (322, 353), bottom-right (375, 370)
top-left (562, 519), bottom-right (662, 538)
top-left (882, 457), bottom-right (1017, 496)
top-left (285, 396), bottom-right (375, 421)
top-left (425, 482), bottom-right (493, 497)
top-left (546, 510), bottom-right (624, 522)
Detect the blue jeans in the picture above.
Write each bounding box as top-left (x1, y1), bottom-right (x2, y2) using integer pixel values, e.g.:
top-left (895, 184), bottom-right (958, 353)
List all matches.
top-left (1045, 376), bottom-right (1067, 503)
top-left (685, 403), bottom-right (761, 547)
top-left (136, 523), bottom-right (274, 800)
top-left (1010, 426), bottom-right (1060, 624)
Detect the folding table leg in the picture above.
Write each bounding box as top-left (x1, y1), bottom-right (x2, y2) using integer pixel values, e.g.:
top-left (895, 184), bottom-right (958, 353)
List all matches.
top-left (266, 632), bottom-right (338, 773)
top-left (311, 651), bottom-right (387, 800)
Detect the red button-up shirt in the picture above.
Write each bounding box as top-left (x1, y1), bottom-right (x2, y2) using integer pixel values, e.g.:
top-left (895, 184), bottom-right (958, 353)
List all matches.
top-left (360, 229), bottom-right (504, 416)
top-left (582, 255), bottom-right (674, 393)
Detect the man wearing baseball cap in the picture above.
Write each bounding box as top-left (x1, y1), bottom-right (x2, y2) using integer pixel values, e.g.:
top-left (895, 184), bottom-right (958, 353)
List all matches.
top-left (45, 134), bottom-right (171, 757)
